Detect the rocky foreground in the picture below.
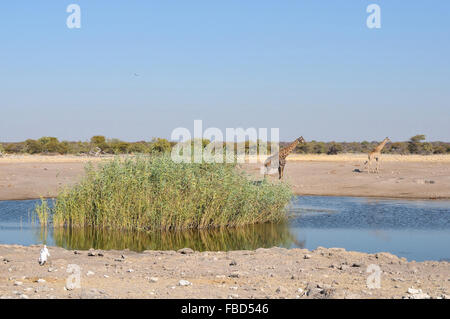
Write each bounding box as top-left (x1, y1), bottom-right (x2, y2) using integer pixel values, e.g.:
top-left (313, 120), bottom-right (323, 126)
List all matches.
top-left (0, 245), bottom-right (448, 299)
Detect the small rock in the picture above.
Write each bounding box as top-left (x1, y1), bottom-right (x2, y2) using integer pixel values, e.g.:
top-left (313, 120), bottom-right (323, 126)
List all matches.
top-left (149, 277), bottom-right (159, 283)
top-left (275, 287), bottom-right (287, 294)
top-left (317, 283), bottom-right (332, 290)
top-left (19, 294), bottom-right (29, 299)
top-left (14, 281), bottom-right (23, 286)
top-left (127, 269), bottom-right (135, 273)
top-left (304, 254), bottom-right (311, 259)
top-left (228, 294), bottom-right (239, 299)
top-left (177, 248), bottom-right (194, 255)
top-left (407, 288), bottom-right (421, 294)
top-left (86, 271), bottom-right (95, 276)
top-left (297, 288), bottom-right (304, 294)
top-left (103, 275), bottom-right (109, 278)
top-left (229, 260), bottom-right (237, 266)
top-left (36, 279), bottom-right (46, 284)
top-left (178, 280), bottom-right (192, 286)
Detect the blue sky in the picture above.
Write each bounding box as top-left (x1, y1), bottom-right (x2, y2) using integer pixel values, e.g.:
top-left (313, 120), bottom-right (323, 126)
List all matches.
top-left (1, 1), bottom-right (449, 142)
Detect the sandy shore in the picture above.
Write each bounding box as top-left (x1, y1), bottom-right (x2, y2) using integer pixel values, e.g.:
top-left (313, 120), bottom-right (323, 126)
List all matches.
top-left (0, 245), bottom-right (448, 299)
top-left (1, 154), bottom-right (450, 200)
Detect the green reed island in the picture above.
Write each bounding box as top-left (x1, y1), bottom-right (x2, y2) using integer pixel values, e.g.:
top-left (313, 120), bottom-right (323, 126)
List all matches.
top-left (35, 156), bottom-right (292, 231)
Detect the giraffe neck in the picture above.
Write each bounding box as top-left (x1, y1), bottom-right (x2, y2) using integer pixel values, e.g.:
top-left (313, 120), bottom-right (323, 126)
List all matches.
top-left (374, 139), bottom-right (388, 152)
top-left (279, 139), bottom-right (299, 159)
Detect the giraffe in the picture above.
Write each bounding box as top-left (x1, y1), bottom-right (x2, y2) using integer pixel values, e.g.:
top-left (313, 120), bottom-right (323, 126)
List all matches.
top-left (264, 136), bottom-right (306, 179)
top-left (364, 137), bottom-right (391, 173)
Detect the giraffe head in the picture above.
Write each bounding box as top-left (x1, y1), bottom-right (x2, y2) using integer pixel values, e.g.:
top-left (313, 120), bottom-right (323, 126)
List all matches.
top-left (384, 137), bottom-right (391, 143)
top-left (297, 136), bottom-right (306, 144)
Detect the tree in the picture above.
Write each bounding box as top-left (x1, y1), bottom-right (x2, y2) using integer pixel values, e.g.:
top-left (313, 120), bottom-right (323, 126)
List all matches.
top-left (90, 135), bottom-right (106, 145)
top-left (410, 135), bottom-right (426, 143)
top-left (38, 137), bottom-right (60, 153)
top-left (408, 134), bottom-right (426, 154)
top-left (327, 142), bottom-right (343, 155)
top-left (90, 135), bottom-right (108, 151)
top-left (25, 139), bottom-right (43, 154)
top-left (150, 138), bottom-right (171, 153)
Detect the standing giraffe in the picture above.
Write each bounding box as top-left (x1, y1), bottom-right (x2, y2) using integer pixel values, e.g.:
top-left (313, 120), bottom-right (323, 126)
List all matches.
top-left (364, 137), bottom-right (391, 173)
top-left (264, 136), bottom-right (306, 179)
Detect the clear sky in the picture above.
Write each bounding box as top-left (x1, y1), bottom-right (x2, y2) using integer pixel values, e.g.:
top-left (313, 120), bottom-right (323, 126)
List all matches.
top-left (1, 1), bottom-right (449, 142)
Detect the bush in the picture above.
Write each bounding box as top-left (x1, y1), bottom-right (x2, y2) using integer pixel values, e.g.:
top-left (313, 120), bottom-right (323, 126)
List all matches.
top-left (90, 135), bottom-right (108, 151)
top-left (35, 156), bottom-right (293, 231)
top-left (25, 139), bottom-right (43, 154)
top-left (128, 142), bottom-right (150, 154)
top-left (150, 138), bottom-right (171, 153)
top-left (327, 143), bottom-right (343, 155)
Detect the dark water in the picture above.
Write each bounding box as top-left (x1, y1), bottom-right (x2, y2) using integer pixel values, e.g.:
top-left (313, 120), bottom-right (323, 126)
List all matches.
top-left (0, 196), bottom-right (449, 261)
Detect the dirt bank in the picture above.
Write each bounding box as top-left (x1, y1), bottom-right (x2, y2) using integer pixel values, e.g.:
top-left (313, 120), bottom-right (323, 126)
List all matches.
top-left (0, 245), bottom-right (448, 299)
top-left (1, 154), bottom-right (450, 200)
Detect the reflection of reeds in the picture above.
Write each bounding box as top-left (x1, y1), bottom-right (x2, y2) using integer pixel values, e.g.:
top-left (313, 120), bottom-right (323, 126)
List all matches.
top-left (34, 198), bottom-right (50, 227)
top-left (35, 155), bottom-right (292, 231)
top-left (51, 222), bottom-right (299, 252)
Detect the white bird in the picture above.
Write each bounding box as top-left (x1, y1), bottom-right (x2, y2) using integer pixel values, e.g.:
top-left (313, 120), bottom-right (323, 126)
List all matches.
top-left (38, 245), bottom-right (50, 266)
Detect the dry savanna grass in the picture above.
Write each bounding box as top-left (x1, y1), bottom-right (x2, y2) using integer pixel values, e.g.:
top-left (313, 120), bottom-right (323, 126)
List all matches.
top-left (246, 153), bottom-right (450, 163)
top-left (2, 153), bottom-right (450, 164)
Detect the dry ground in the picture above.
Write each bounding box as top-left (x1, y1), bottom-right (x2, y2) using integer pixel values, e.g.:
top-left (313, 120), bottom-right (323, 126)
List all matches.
top-left (0, 245), bottom-right (448, 299)
top-left (1, 154), bottom-right (449, 200)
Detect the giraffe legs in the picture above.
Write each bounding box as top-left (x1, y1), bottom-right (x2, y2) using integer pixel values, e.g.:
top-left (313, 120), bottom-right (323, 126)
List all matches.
top-left (366, 154), bottom-right (376, 173)
top-left (278, 164), bottom-right (285, 179)
top-left (375, 157), bottom-right (380, 173)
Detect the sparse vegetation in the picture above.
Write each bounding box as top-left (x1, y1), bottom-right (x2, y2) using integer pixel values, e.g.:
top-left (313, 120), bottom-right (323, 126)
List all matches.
top-left (35, 156), bottom-right (293, 231)
top-left (1, 134), bottom-right (449, 156)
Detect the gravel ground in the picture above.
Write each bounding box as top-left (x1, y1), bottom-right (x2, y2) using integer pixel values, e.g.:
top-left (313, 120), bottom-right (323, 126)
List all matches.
top-left (0, 245), bottom-right (448, 299)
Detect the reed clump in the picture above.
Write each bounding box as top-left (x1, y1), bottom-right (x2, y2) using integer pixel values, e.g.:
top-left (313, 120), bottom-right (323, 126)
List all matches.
top-left (35, 155), bottom-right (292, 231)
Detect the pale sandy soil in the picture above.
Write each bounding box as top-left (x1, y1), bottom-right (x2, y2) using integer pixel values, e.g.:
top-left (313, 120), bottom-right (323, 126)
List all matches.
top-left (1, 154), bottom-right (449, 200)
top-left (0, 245), bottom-right (448, 299)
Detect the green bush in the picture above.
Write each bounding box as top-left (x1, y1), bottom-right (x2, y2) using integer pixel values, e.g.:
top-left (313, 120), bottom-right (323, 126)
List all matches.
top-left (150, 138), bottom-right (171, 153)
top-left (25, 139), bottom-right (43, 154)
top-left (35, 156), bottom-right (292, 231)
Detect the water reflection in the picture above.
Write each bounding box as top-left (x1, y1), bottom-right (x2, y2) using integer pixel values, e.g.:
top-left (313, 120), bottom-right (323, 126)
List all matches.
top-left (2, 196), bottom-right (450, 261)
top-left (35, 222), bottom-right (302, 252)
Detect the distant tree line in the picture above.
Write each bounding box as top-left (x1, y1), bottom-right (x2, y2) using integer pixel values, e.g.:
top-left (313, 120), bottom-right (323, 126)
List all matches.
top-left (290, 135), bottom-right (450, 155)
top-left (0, 134), bottom-right (449, 155)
